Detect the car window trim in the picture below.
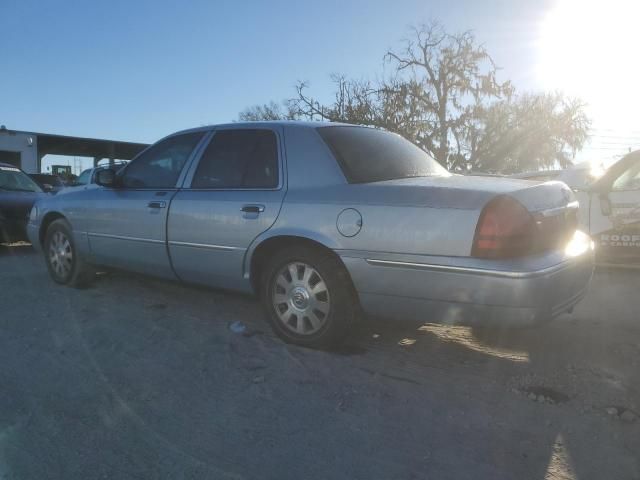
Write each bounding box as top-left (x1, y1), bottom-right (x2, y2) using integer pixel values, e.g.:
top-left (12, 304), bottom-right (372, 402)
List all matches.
top-left (116, 130), bottom-right (210, 191)
top-left (181, 126), bottom-right (285, 191)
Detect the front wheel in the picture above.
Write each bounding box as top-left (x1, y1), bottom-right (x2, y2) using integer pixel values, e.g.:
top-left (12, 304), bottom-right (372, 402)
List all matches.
top-left (260, 246), bottom-right (359, 348)
top-left (44, 219), bottom-right (94, 288)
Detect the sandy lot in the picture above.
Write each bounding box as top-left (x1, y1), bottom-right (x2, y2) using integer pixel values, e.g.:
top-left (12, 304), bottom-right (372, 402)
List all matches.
top-left (0, 244), bottom-right (638, 479)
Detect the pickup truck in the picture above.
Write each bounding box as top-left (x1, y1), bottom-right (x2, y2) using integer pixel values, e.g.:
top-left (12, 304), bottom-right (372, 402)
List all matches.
top-left (574, 150), bottom-right (640, 266)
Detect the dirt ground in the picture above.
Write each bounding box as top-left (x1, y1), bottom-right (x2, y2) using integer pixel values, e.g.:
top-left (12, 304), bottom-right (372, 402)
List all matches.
top-left (0, 244), bottom-right (638, 479)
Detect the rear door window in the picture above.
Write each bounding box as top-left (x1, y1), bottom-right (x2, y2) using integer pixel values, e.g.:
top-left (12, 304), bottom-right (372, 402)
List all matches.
top-left (190, 129), bottom-right (279, 189)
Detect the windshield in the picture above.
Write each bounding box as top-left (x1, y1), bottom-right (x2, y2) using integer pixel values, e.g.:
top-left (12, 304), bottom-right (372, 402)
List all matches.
top-left (0, 166), bottom-right (43, 192)
top-left (317, 126), bottom-right (449, 183)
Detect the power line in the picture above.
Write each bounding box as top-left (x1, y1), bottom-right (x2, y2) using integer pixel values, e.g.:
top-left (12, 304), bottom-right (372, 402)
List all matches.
top-left (589, 128), bottom-right (640, 135)
top-left (589, 135), bottom-right (640, 141)
top-left (587, 141), bottom-right (640, 147)
top-left (583, 146), bottom-right (638, 151)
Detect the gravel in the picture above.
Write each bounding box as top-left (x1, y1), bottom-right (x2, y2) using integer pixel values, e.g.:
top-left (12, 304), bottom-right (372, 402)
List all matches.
top-left (1, 245), bottom-right (639, 479)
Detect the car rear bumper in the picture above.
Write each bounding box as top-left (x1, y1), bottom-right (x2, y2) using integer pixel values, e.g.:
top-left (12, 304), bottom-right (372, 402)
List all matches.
top-left (339, 237), bottom-right (594, 327)
top-left (26, 222), bottom-right (41, 250)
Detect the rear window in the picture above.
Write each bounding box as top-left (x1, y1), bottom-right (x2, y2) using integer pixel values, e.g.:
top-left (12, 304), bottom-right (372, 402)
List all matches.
top-left (317, 126), bottom-right (448, 183)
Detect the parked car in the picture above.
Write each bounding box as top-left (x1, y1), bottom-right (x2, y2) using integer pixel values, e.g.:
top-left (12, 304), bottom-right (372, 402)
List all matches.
top-left (511, 162), bottom-right (606, 191)
top-left (0, 163), bottom-right (46, 243)
top-left (29, 173), bottom-right (67, 194)
top-left (510, 170), bottom-right (563, 183)
top-left (28, 123), bottom-right (594, 347)
top-left (574, 150), bottom-right (640, 266)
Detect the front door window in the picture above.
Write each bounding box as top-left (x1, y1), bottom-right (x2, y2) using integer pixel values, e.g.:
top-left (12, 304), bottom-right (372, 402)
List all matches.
top-left (122, 132), bottom-right (205, 188)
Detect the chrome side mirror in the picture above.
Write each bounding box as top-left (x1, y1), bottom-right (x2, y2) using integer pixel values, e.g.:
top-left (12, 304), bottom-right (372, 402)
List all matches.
top-left (96, 168), bottom-right (117, 187)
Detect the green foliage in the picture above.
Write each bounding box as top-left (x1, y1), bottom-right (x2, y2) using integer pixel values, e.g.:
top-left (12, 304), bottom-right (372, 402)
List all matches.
top-left (468, 92), bottom-right (591, 173)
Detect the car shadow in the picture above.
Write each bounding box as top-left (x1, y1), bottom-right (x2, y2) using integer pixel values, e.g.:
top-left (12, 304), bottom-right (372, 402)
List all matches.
top-left (332, 273), bottom-right (640, 480)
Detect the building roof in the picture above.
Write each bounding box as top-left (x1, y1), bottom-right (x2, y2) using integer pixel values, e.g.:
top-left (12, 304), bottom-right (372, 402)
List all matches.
top-left (0, 127), bottom-right (148, 159)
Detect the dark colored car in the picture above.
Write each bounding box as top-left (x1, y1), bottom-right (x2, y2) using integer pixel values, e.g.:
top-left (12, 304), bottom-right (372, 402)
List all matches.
top-left (0, 163), bottom-right (46, 243)
top-left (29, 173), bottom-right (67, 194)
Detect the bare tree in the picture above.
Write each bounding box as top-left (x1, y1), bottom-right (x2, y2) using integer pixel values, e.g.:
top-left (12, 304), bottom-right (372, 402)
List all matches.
top-left (238, 21), bottom-right (590, 173)
top-left (385, 21), bottom-right (512, 167)
top-left (292, 76), bottom-right (382, 124)
top-left (239, 100), bottom-right (300, 121)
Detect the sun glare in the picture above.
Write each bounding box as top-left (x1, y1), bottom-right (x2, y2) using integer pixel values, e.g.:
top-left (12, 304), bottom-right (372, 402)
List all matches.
top-left (537, 0), bottom-right (640, 126)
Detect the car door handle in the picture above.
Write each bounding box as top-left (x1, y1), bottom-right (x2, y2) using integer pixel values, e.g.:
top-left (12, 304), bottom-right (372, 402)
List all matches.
top-left (241, 204), bottom-right (265, 213)
top-left (147, 201), bottom-right (167, 209)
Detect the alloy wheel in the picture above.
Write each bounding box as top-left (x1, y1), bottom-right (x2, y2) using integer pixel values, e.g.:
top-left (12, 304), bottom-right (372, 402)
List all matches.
top-left (48, 230), bottom-right (73, 279)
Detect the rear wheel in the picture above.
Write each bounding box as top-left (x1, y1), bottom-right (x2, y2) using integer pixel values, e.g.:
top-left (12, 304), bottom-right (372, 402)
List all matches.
top-left (260, 245), bottom-right (358, 348)
top-left (44, 219), bottom-right (94, 287)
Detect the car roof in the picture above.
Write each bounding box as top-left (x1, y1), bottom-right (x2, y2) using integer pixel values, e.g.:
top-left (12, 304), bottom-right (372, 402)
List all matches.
top-left (171, 120), bottom-right (361, 137)
top-left (0, 162), bottom-right (24, 170)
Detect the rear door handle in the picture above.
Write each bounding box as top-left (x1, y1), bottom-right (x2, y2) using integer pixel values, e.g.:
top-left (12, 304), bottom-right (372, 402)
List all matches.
top-left (241, 204), bottom-right (265, 213)
top-left (148, 201), bottom-right (167, 209)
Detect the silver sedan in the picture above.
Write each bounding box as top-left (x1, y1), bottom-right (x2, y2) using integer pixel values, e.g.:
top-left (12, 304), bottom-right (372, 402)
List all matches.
top-left (28, 122), bottom-right (594, 348)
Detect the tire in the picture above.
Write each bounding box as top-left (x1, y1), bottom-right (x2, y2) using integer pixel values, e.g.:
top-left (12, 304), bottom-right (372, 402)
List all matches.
top-left (44, 219), bottom-right (94, 288)
top-left (260, 245), bottom-right (359, 348)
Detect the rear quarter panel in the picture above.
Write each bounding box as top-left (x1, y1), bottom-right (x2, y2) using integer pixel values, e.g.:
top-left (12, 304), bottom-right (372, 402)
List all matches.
top-left (270, 185), bottom-right (479, 257)
top-left (275, 124), bottom-right (482, 258)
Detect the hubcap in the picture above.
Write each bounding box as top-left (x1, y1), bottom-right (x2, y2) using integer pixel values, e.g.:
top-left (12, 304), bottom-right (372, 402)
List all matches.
top-left (48, 230), bottom-right (73, 279)
top-left (291, 286), bottom-right (310, 309)
top-left (272, 262), bottom-right (330, 335)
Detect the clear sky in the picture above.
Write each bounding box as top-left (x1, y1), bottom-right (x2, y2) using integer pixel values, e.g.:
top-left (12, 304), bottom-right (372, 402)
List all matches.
top-left (2, 0), bottom-right (639, 172)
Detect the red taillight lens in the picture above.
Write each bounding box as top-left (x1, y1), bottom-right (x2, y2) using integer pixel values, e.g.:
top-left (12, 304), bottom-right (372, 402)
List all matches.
top-left (472, 196), bottom-right (536, 259)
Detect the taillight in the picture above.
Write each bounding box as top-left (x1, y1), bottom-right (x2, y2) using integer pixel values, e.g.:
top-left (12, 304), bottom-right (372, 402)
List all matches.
top-left (472, 196), bottom-right (536, 259)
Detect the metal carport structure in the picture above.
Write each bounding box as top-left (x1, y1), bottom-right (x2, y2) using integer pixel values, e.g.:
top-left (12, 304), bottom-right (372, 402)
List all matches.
top-left (0, 125), bottom-right (149, 173)
top-left (35, 132), bottom-right (149, 172)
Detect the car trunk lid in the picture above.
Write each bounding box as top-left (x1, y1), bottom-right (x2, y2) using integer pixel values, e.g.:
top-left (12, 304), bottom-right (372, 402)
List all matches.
top-left (365, 175), bottom-right (576, 212)
top-left (367, 175), bottom-right (580, 257)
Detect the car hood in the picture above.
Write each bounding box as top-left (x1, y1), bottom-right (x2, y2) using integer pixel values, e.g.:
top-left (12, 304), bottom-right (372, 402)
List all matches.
top-left (0, 191), bottom-right (47, 219)
top-left (343, 175), bottom-right (575, 212)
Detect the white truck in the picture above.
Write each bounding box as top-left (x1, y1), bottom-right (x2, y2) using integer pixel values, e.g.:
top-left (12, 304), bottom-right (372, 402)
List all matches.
top-left (574, 151), bottom-right (640, 266)
top-left (512, 151), bottom-right (640, 266)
